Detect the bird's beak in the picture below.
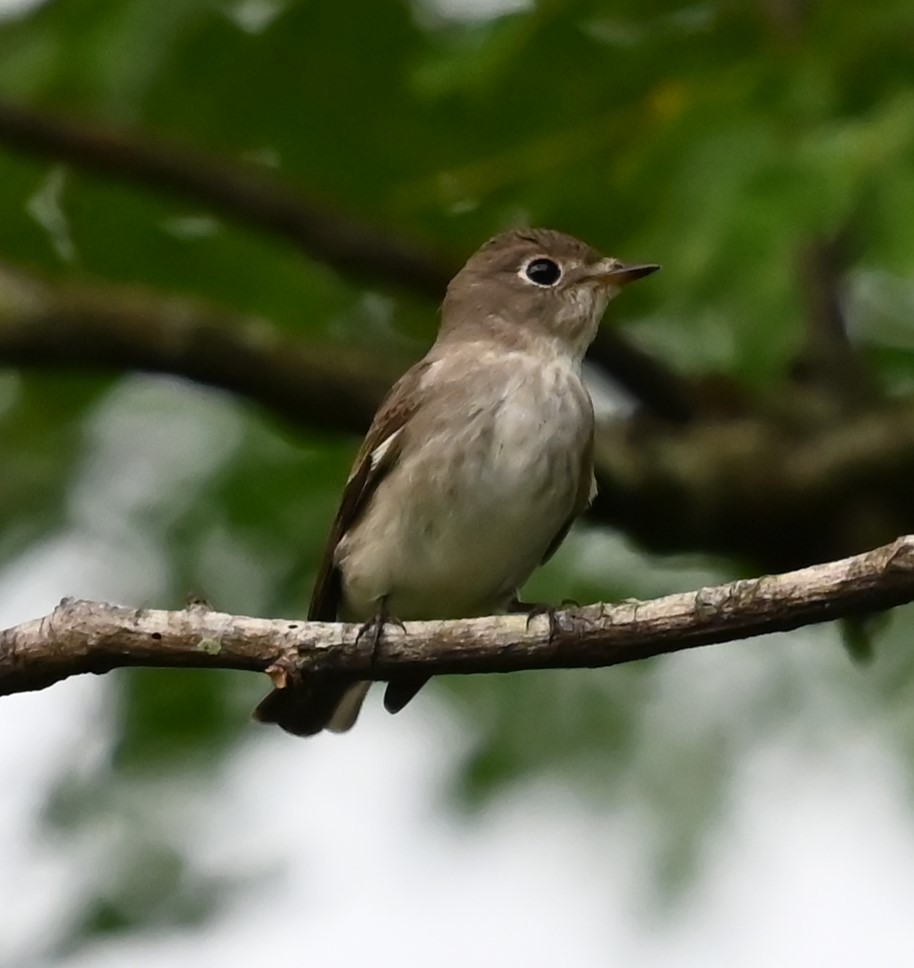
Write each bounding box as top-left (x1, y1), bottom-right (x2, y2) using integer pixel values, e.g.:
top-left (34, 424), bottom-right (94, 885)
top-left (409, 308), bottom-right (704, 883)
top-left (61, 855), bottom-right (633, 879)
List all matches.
top-left (590, 260), bottom-right (661, 287)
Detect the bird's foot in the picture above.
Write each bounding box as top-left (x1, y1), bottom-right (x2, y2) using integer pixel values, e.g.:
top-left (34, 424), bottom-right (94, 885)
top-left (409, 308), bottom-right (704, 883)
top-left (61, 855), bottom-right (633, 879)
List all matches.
top-left (355, 598), bottom-right (422, 714)
top-left (508, 597), bottom-right (574, 643)
top-left (184, 592), bottom-right (213, 610)
top-left (356, 597), bottom-right (406, 668)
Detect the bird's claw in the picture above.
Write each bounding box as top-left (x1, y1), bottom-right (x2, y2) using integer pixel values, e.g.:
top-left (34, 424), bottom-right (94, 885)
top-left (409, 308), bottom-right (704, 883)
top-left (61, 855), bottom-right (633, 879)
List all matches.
top-left (355, 598), bottom-right (405, 668)
top-left (509, 599), bottom-right (570, 644)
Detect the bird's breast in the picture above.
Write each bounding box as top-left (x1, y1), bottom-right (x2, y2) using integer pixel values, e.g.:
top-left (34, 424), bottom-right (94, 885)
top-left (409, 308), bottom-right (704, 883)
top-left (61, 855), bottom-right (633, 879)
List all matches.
top-left (337, 352), bottom-right (593, 620)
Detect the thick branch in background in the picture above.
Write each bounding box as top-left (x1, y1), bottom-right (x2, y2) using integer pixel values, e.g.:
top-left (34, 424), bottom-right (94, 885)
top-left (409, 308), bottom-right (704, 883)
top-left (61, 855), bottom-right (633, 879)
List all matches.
top-left (593, 402), bottom-right (914, 571)
top-left (0, 261), bottom-right (395, 435)
top-left (2, 536), bottom-right (913, 699)
top-left (0, 99), bottom-right (695, 422)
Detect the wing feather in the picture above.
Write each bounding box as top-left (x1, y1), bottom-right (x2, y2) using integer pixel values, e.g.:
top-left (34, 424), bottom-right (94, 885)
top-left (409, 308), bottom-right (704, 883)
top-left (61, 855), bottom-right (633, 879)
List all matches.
top-left (308, 361), bottom-right (429, 620)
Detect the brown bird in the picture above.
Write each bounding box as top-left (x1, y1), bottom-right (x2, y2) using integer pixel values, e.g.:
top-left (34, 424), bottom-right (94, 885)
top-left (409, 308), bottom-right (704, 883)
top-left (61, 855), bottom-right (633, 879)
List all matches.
top-left (254, 228), bottom-right (659, 735)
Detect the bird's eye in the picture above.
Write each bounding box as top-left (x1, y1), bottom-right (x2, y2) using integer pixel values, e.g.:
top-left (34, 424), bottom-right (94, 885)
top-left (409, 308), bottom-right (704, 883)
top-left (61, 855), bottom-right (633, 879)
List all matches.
top-left (524, 257), bottom-right (562, 287)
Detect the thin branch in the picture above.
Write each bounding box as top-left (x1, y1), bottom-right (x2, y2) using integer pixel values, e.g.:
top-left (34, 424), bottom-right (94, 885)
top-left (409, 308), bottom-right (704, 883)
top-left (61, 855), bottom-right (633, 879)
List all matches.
top-left (0, 99), bottom-right (696, 421)
top-left (3, 536), bottom-right (913, 699)
top-left (589, 327), bottom-right (696, 424)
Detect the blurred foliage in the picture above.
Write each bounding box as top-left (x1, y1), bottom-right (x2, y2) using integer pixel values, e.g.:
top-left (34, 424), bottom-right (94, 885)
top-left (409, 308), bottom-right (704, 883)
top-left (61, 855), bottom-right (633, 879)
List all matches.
top-left (4, 0), bottom-right (914, 958)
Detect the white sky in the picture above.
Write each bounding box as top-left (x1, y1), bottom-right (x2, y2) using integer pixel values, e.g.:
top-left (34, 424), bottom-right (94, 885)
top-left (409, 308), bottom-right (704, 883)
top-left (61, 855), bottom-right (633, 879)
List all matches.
top-left (0, 0), bottom-right (42, 18)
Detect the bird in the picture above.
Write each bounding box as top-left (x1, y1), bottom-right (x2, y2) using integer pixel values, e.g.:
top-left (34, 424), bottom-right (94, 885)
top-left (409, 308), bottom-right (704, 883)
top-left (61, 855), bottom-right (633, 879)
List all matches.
top-left (253, 228), bottom-right (659, 735)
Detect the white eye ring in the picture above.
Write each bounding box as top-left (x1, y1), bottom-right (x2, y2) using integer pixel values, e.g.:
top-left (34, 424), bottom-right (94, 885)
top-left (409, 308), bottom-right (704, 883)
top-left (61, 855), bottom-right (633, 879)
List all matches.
top-left (521, 257), bottom-right (563, 287)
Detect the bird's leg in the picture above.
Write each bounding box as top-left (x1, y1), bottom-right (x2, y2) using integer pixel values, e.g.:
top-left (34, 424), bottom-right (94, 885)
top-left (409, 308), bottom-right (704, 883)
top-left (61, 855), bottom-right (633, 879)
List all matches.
top-left (355, 598), bottom-right (425, 715)
top-left (356, 596), bottom-right (406, 669)
top-left (508, 596), bottom-right (575, 643)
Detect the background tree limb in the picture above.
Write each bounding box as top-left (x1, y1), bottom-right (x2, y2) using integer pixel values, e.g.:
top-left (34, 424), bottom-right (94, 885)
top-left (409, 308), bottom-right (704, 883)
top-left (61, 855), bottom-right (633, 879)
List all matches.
top-left (0, 99), bottom-right (695, 421)
top-left (593, 402), bottom-right (914, 570)
top-left (0, 260), bottom-right (395, 435)
top-left (0, 100), bottom-right (451, 298)
top-left (3, 535), bottom-right (913, 700)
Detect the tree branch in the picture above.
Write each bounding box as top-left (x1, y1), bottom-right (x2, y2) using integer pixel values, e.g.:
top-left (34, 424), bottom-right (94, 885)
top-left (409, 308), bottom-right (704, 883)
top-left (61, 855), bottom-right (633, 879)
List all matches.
top-left (593, 402), bottom-right (914, 571)
top-left (3, 536), bottom-right (913, 700)
top-left (0, 261), bottom-right (397, 435)
top-left (0, 100), bottom-right (450, 298)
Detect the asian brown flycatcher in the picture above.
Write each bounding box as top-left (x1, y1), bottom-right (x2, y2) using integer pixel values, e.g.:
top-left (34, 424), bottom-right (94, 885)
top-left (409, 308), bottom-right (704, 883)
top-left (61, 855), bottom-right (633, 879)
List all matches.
top-left (254, 228), bottom-right (659, 735)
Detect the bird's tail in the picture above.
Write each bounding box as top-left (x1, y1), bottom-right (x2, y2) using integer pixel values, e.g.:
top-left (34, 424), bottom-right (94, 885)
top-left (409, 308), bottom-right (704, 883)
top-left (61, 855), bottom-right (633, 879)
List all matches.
top-left (252, 677), bottom-right (370, 736)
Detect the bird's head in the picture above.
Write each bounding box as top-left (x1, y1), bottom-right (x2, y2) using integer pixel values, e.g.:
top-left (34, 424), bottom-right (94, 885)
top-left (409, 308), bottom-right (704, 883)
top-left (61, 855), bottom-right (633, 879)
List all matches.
top-left (441, 228), bottom-right (659, 360)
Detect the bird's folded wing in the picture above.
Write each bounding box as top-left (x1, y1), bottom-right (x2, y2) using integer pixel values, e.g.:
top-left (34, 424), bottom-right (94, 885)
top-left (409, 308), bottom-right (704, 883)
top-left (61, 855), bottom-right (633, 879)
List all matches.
top-left (307, 360), bottom-right (431, 621)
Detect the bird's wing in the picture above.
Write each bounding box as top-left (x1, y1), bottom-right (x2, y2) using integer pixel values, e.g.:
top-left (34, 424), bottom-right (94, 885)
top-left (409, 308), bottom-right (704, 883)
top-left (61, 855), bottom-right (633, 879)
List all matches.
top-left (540, 429), bottom-right (596, 565)
top-left (308, 361), bottom-right (430, 621)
